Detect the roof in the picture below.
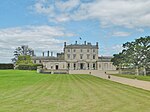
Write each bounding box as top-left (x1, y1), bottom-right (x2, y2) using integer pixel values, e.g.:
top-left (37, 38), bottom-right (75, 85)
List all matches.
top-left (98, 56), bottom-right (113, 62)
top-left (65, 44), bottom-right (98, 49)
top-left (31, 56), bottom-right (63, 60)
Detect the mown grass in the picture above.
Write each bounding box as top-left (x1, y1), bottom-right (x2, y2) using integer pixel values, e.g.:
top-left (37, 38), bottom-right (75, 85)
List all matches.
top-left (111, 74), bottom-right (150, 81)
top-left (0, 70), bottom-right (150, 112)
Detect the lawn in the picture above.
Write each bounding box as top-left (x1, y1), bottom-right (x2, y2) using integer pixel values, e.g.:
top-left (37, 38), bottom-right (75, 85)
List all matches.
top-left (0, 70), bottom-right (150, 112)
top-left (111, 74), bottom-right (150, 81)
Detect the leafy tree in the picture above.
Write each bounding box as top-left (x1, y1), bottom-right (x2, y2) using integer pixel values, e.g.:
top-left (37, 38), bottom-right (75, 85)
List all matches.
top-left (12, 45), bottom-right (34, 63)
top-left (112, 36), bottom-right (150, 75)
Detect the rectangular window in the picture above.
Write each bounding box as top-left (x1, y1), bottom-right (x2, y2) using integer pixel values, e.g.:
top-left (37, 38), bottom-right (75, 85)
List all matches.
top-left (87, 54), bottom-right (90, 59)
top-left (87, 49), bottom-right (89, 52)
top-left (74, 49), bottom-right (76, 52)
top-left (93, 63), bottom-right (96, 69)
top-left (93, 49), bottom-right (95, 52)
top-left (93, 55), bottom-right (96, 59)
top-left (68, 49), bottom-right (70, 52)
top-left (80, 54), bottom-right (83, 59)
top-left (67, 63), bottom-right (70, 69)
top-left (73, 54), bottom-right (76, 59)
top-left (87, 63), bottom-right (90, 69)
top-left (74, 63), bottom-right (76, 70)
top-left (67, 54), bottom-right (70, 59)
top-left (81, 49), bottom-right (83, 52)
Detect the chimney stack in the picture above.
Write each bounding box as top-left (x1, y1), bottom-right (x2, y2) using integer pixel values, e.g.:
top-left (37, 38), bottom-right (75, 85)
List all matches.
top-left (47, 51), bottom-right (49, 57)
top-left (96, 42), bottom-right (98, 46)
top-left (84, 41), bottom-right (86, 45)
top-left (51, 52), bottom-right (53, 56)
top-left (64, 42), bottom-right (66, 47)
top-left (75, 41), bottom-right (77, 44)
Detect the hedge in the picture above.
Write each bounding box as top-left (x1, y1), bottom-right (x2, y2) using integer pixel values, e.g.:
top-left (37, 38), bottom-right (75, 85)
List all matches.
top-left (16, 64), bottom-right (42, 70)
top-left (0, 64), bottom-right (14, 69)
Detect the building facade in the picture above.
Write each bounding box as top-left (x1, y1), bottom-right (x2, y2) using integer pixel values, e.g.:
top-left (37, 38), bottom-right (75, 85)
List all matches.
top-left (32, 41), bottom-right (116, 72)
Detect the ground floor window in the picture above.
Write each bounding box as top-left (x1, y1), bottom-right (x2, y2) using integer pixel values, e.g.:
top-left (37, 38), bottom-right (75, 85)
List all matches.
top-left (93, 63), bottom-right (96, 70)
top-left (74, 63), bottom-right (76, 70)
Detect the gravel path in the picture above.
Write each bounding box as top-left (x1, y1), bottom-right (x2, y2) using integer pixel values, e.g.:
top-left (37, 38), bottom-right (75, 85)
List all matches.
top-left (91, 71), bottom-right (150, 91)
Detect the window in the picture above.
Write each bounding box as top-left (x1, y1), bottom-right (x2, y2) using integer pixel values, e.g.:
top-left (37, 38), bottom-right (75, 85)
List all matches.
top-left (34, 60), bottom-right (36, 63)
top-left (87, 54), bottom-right (90, 59)
top-left (87, 63), bottom-right (90, 69)
top-left (80, 54), bottom-right (83, 59)
top-left (81, 49), bottom-right (83, 52)
top-left (67, 63), bottom-right (70, 69)
top-left (74, 49), bottom-right (76, 52)
top-left (67, 54), bottom-right (70, 59)
top-left (74, 63), bottom-right (76, 70)
top-left (93, 49), bottom-right (95, 52)
top-left (73, 54), bottom-right (76, 59)
top-left (87, 49), bottom-right (89, 52)
top-left (68, 49), bottom-right (70, 52)
top-left (39, 60), bottom-right (41, 63)
top-left (93, 63), bottom-right (96, 70)
top-left (93, 55), bottom-right (96, 59)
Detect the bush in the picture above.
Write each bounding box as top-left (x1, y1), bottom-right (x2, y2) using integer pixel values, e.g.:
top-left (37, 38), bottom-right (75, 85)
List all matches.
top-left (16, 64), bottom-right (42, 70)
top-left (0, 64), bottom-right (14, 69)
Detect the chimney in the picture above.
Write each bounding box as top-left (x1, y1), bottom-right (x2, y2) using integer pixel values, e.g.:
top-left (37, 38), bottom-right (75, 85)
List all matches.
top-left (51, 52), bottom-right (53, 56)
top-left (47, 51), bottom-right (49, 57)
top-left (84, 41), bottom-right (86, 45)
top-left (64, 42), bottom-right (66, 47)
top-left (42, 52), bottom-right (44, 57)
top-left (75, 41), bottom-right (77, 44)
top-left (96, 42), bottom-right (98, 46)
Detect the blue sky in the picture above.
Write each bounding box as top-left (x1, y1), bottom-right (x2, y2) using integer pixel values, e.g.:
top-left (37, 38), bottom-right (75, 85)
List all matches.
top-left (0, 0), bottom-right (150, 63)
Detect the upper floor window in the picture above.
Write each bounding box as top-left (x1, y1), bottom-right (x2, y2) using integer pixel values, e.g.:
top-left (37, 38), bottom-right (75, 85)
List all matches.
top-left (73, 54), bottom-right (76, 59)
top-left (39, 60), bottom-right (41, 63)
top-left (87, 54), bottom-right (90, 59)
top-left (81, 49), bottom-right (83, 52)
top-left (93, 55), bottom-right (96, 59)
top-left (93, 49), bottom-right (95, 52)
top-left (68, 49), bottom-right (70, 52)
top-left (87, 49), bottom-right (89, 52)
top-left (67, 54), bottom-right (70, 59)
top-left (73, 49), bottom-right (76, 52)
top-left (80, 54), bottom-right (83, 59)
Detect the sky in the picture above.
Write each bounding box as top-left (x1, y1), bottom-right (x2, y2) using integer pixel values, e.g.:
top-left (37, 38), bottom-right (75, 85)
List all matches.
top-left (0, 0), bottom-right (150, 63)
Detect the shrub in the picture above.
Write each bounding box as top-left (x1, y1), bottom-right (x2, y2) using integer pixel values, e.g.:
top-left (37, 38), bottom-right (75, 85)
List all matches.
top-left (16, 64), bottom-right (42, 70)
top-left (0, 64), bottom-right (14, 69)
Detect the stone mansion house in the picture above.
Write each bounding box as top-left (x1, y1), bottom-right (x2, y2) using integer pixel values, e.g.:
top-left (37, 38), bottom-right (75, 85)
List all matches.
top-left (32, 41), bottom-right (116, 73)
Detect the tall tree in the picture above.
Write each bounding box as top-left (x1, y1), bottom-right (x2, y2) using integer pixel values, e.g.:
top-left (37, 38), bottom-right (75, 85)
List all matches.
top-left (112, 36), bottom-right (150, 75)
top-left (12, 45), bottom-right (34, 63)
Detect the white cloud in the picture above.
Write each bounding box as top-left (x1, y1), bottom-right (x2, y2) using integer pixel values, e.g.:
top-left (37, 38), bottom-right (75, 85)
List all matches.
top-left (112, 31), bottom-right (131, 37)
top-left (101, 44), bottom-right (123, 56)
top-left (0, 25), bottom-right (75, 63)
top-left (32, 0), bottom-right (150, 28)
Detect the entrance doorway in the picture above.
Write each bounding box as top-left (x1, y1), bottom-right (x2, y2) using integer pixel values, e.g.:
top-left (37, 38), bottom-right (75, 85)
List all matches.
top-left (56, 65), bottom-right (59, 70)
top-left (80, 63), bottom-right (84, 70)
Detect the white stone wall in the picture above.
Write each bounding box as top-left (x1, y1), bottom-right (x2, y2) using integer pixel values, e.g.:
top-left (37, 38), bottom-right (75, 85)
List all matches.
top-left (43, 61), bottom-right (67, 70)
top-left (97, 62), bottom-right (116, 70)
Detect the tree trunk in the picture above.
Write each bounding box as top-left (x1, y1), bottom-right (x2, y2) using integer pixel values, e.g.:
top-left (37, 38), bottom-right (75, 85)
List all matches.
top-left (143, 67), bottom-right (146, 76)
top-left (136, 66), bottom-right (139, 75)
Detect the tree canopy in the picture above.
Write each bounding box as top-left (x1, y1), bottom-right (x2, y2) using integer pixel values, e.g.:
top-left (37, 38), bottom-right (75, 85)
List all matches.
top-left (111, 36), bottom-right (150, 75)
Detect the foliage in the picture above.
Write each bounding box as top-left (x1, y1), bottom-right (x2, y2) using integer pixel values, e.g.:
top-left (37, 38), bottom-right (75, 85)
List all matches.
top-left (0, 64), bottom-right (14, 69)
top-left (111, 36), bottom-right (150, 75)
top-left (12, 45), bottom-right (34, 63)
top-left (16, 64), bottom-right (42, 70)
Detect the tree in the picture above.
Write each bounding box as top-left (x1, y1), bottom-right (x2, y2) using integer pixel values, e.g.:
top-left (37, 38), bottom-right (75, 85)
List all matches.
top-left (12, 45), bottom-right (35, 63)
top-left (112, 36), bottom-right (150, 75)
